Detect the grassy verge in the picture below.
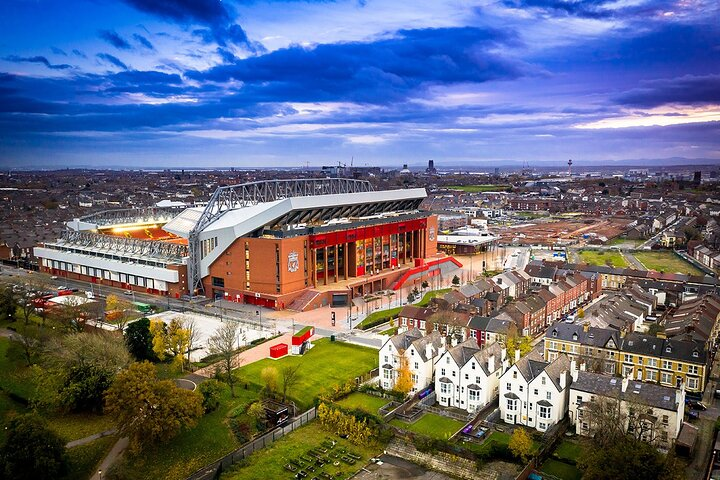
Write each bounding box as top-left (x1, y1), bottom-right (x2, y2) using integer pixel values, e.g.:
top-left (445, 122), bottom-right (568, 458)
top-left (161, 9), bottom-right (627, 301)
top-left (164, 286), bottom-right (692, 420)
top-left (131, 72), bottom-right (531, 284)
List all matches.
top-left (390, 413), bottom-right (464, 440)
top-left (47, 413), bottom-right (116, 443)
top-left (578, 249), bottom-right (629, 268)
top-left (221, 422), bottom-right (382, 480)
top-left (355, 288), bottom-right (452, 330)
top-left (334, 392), bottom-right (391, 415)
top-left (634, 251), bottom-right (704, 276)
top-left (379, 326), bottom-right (398, 336)
top-left (237, 338), bottom-right (377, 410)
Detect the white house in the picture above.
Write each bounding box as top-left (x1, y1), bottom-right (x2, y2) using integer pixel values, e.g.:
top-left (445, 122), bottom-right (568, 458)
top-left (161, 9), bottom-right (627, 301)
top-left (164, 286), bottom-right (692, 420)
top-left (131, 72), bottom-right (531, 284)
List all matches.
top-left (379, 328), bottom-right (445, 394)
top-left (435, 339), bottom-right (508, 412)
top-left (569, 370), bottom-right (684, 451)
top-left (499, 350), bottom-right (573, 432)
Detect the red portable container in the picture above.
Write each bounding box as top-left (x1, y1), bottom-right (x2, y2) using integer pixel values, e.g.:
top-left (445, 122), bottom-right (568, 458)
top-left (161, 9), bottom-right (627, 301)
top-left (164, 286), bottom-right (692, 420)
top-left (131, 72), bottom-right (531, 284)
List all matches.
top-left (270, 343), bottom-right (288, 359)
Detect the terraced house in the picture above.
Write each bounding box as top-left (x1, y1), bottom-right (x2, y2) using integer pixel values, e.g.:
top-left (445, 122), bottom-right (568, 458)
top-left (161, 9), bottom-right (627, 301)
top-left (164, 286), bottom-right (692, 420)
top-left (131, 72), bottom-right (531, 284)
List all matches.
top-left (544, 323), bottom-right (708, 393)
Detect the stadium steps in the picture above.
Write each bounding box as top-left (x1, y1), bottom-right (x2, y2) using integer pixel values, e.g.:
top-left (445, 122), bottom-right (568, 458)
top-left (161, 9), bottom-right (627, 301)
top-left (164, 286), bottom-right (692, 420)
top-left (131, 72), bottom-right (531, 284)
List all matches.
top-left (287, 289), bottom-right (321, 312)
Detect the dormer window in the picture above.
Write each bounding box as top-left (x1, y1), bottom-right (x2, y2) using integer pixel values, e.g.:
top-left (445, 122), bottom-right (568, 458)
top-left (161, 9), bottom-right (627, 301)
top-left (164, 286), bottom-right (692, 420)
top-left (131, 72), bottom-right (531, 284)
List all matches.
top-left (666, 346), bottom-right (672, 353)
top-left (552, 330), bottom-right (557, 338)
top-left (572, 333), bottom-right (578, 341)
top-left (693, 351), bottom-right (698, 358)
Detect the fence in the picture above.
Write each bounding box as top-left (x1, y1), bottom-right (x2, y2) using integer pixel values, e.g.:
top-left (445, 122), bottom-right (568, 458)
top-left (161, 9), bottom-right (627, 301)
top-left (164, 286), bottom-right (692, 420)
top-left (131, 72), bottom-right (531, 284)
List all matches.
top-left (355, 367), bottom-right (379, 385)
top-left (186, 407), bottom-right (317, 480)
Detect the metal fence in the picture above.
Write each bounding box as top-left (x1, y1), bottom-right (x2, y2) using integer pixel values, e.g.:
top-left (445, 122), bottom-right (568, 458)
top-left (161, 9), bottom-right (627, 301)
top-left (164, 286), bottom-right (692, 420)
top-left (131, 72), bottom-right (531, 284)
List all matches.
top-left (186, 407), bottom-right (317, 480)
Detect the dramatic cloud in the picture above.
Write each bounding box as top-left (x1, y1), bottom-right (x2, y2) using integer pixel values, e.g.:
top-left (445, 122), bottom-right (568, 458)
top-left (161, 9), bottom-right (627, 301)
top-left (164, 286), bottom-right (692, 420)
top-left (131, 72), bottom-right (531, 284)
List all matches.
top-left (51, 47), bottom-right (67, 56)
top-left (502, 0), bottom-right (615, 19)
top-left (615, 74), bottom-right (720, 108)
top-left (99, 29), bottom-right (132, 50)
top-left (133, 33), bottom-right (155, 50)
top-left (96, 53), bottom-right (129, 70)
top-left (3, 55), bottom-right (72, 70)
top-left (72, 49), bottom-right (87, 59)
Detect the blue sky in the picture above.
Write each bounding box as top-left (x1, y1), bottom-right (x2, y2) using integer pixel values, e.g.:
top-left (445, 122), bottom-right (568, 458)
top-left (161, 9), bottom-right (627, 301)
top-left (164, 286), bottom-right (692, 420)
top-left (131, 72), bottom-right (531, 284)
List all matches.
top-left (0, 0), bottom-right (718, 168)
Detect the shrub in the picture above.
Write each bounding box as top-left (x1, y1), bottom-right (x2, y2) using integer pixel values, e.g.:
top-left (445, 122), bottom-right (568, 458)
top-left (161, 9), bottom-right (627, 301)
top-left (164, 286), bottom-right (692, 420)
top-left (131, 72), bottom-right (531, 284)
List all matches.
top-left (198, 379), bottom-right (223, 413)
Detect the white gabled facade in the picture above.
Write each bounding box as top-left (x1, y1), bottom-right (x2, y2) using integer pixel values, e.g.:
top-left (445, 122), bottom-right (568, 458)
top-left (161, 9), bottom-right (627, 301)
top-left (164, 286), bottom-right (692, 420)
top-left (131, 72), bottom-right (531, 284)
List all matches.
top-left (435, 340), bottom-right (508, 412)
top-left (500, 352), bottom-right (573, 432)
top-left (379, 328), bottom-right (445, 394)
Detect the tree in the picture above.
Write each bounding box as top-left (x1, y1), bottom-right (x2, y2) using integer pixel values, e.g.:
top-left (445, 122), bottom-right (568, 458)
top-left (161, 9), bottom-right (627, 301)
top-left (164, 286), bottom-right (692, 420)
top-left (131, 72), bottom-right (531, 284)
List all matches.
top-left (208, 322), bottom-right (242, 397)
top-left (407, 291), bottom-right (416, 304)
top-left (0, 283), bottom-right (16, 321)
top-left (421, 280), bottom-right (429, 289)
top-left (125, 318), bottom-right (154, 361)
top-left (506, 335), bottom-right (533, 363)
top-left (14, 323), bottom-right (48, 366)
top-left (452, 275), bottom-right (460, 286)
top-left (508, 427), bottom-right (533, 463)
top-left (260, 366), bottom-right (278, 394)
top-left (14, 280), bottom-right (48, 326)
top-left (0, 413), bottom-right (67, 480)
top-left (198, 379), bottom-right (223, 413)
top-left (247, 401), bottom-right (267, 429)
top-left (150, 319), bottom-right (168, 360)
top-left (105, 294), bottom-right (134, 331)
top-left (51, 296), bottom-right (91, 332)
top-left (104, 361), bottom-right (204, 451)
top-left (280, 363), bottom-right (302, 403)
top-left (394, 351), bottom-right (413, 395)
top-left (42, 332), bottom-right (131, 412)
top-left (167, 318), bottom-right (191, 372)
top-left (185, 318), bottom-right (201, 363)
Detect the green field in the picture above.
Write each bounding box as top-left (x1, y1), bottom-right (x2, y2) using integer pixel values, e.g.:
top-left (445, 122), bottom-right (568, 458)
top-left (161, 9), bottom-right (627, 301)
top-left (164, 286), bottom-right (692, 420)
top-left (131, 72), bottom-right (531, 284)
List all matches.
top-left (334, 392), bottom-right (390, 415)
top-left (449, 185), bottom-right (512, 193)
top-left (221, 422), bottom-right (382, 480)
top-left (607, 237), bottom-right (644, 247)
top-left (578, 249), bottom-right (629, 268)
top-left (237, 338), bottom-right (378, 409)
top-left (554, 440), bottom-right (582, 463)
top-left (540, 458), bottom-right (582, 480)
top-left (390, 413), bottom-right (465, 440)
top-left (634, 251), bottom-right (704, 276)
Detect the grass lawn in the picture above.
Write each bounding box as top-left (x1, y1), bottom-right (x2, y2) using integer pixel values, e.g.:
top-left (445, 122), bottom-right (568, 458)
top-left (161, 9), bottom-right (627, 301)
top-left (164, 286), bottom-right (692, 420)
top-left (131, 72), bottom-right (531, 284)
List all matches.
top-left (554, 440), bottom-right (582, 463)
top-left (379, 326), bottom-right (398, 336)
top-left (0, 337), bottom-right (39, 402)
top-left (540, 458), bottom-right (582, 480)
top-left (111, 386), bottom-right (257, 480)
top-left (461, 431), bottom-right (511, 455)
top-left (634, 251), bottom-right (704, 276)
top-left (63, 435), bottom-right (117, 480)
top-left (237, 338), bottom-right (378, 410)
top-left (46, 412), bottom-right (116, 443)
top-left (449, 185), bottom-right (512, 193)
top-left (221, 421), bottom-right (382, 480)
top-left (390, 413), bottom-right (464, 440)
top-left (578, 249), bottom-right (629, 268)
top-left (334, 392), bottom-right (390, 415)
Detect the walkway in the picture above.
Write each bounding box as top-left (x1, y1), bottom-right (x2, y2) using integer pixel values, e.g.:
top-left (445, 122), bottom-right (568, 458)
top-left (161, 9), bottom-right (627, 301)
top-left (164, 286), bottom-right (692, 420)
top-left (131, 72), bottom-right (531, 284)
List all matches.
top-left (65, 429), bottom-right (117, 448)
top-left (90, 437), bottom-right (129, 480)
top-left (194, 332), bottom-right (295, 378)
top-left (623, 251), bottom-right (646, 270)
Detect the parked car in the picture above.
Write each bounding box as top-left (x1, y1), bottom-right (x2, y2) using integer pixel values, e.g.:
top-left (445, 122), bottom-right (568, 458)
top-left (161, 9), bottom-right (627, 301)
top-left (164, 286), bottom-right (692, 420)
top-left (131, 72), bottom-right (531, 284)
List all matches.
top-left (123, 290), bottom-right (133, 296)
top-left (714, 389), bottom-right (720, 399)
top-left (688, 401), bottom-right (707, 411)
top-left (688, 410), bottom-right (700, 420)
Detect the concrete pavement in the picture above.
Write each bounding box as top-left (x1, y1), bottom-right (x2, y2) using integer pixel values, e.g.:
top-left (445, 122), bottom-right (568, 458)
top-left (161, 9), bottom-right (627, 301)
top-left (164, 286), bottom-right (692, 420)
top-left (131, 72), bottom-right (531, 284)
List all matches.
top-left (65, 429), bottom-right (117, 448)
top-left (90, 436), bottom-right (129, 480)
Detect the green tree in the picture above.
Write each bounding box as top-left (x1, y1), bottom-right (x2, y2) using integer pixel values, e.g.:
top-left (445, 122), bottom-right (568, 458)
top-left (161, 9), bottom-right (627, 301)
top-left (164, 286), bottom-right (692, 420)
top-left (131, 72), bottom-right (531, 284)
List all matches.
top-left (0, 414), bottom-right (67, 480)
top-left (59, 364), bottom-right (113, 413)
top-left (125, 318), bottom-right (154, 361)
top-left (0, 284), bottom-right (16, 322)
top-left (247, 401), bottom-right (267, 429)
top-left (421, 280), bottom-right (429, 289)
top-left (506, 335), bottom-right (533, 363)
top-left (508, 427), bottom-right (533, 463)
top-left (104, 361), bottom-right (204, 451)
top-left (452, 275), bottom-right (460, 286)
top-left (198, 378), bottom-right (223, 413)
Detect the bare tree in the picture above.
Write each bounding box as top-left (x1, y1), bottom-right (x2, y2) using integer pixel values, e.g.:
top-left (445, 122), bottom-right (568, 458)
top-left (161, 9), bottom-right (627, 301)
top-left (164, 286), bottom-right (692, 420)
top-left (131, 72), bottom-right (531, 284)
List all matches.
top-left (16, 324), bottom-right (48, 366)
top-left (208, 322), bottom-right (242, 397)
top-left (184, 317), bottom-right (201, 363)
top-left (280, 363), bottom-right (302, 403)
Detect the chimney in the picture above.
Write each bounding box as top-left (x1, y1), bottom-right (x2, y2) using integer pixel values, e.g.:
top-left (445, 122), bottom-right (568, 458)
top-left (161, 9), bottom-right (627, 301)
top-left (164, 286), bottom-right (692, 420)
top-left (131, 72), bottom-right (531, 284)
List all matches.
top-left (583, 323), bottom-right (590, 333)
top-left (621, 377), bottom-right (629, 393)
top-left (620, 330), bottom-right (626, 338)
top-left (676, 381), bottom-right (685, 406)
top-left (580, 361), bottom-right (586, 372)
top-left (559, 370), bottom-right (568, 391)
top-left (426, 343), bottom-right (433, 360)
top-left (488, 354), bottom-right (496, 373)
top-left (515, 348), bottom-right (521, 364)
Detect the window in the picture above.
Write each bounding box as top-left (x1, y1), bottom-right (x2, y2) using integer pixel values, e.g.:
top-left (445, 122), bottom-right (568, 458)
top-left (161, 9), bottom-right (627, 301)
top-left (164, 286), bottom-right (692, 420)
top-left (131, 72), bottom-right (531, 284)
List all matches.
top-left (471, 362), bottom-right (476, 369)
top-left (646, 370), bottom-right (657, 382)
top-left (414, 362), bottom-right (419, 369)
top-left (534, 389), bottom-right (539, 395)
top-left (452, 370), bottom-right (456, 377)
top-left (212, 277), bottom-right (224, 288)
top-left (677, 363), bottom-right (682, 372)
top-left (576, 395), bottom-right (582, 405)
top-left (513, 371), bottom-right (517, 379)
top-left (662, 415), bottom-right (669, 426)
top-left (440, 383), bottom-right (451, 394)
top-left (541, 377), bottom-right (546, 385)
top-left (506, 383), bottom-right (511, 390)
top-left (539, 422), bottom-right (547, 430)
top-left (469, 390), bottom-right (479, 402)
top-left (688, 365), bottom-right (698, 375)
top-left (647, 358), bottom-right (657, 368)
top-left (465, 374), bottom-right (469, 380)
top-left (476, 376), bottom-right (482, 383)
top-left (546, 392), bottom-right (552, 401)
top-left (624, 354), bottom-right (632, 363)
top-left (441, 368), bottom-right (445, 376)
top-left (519, 385), bottom-right (524, 393)
top-left (539, 405), bottom-right (551, 419)
top-left (687, 377), bottom-right (699, 390)
top-left (384, 356), bottom-right (388, 363)
top-left (661, 372), bottom-right (672, 385)
top-left (662, 360), bottom-right (672, 370)
top-left (507, 399), bottom-right (516, 410)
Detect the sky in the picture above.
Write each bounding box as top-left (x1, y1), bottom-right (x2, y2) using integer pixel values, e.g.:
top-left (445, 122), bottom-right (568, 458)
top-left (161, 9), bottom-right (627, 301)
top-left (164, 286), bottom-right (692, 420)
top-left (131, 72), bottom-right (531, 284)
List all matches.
top-left (0, 0), bottom-right (719, 169)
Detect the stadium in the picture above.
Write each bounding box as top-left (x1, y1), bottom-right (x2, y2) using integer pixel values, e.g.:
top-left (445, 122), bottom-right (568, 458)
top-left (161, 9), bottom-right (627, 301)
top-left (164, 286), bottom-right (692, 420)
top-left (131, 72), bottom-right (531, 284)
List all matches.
top-left (35, 179), bottom-right (458, 311)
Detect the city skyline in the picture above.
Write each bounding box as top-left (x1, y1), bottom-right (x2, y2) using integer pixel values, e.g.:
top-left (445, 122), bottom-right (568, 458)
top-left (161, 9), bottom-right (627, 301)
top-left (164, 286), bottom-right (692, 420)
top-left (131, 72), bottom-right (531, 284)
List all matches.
top-left (1, 0), bottom-right (719, 168)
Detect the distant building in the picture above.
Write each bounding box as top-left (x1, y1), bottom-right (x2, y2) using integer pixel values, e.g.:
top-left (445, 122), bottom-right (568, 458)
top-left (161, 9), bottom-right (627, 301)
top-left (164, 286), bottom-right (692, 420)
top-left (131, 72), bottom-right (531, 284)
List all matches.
top-left (426, 160), bottom-right (437, 175)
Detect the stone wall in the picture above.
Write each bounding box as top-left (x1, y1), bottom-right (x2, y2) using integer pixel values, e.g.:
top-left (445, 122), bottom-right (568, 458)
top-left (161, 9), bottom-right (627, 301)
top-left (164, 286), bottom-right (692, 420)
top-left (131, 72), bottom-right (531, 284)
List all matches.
top-left (385, 438), bottom-right (506, 480)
